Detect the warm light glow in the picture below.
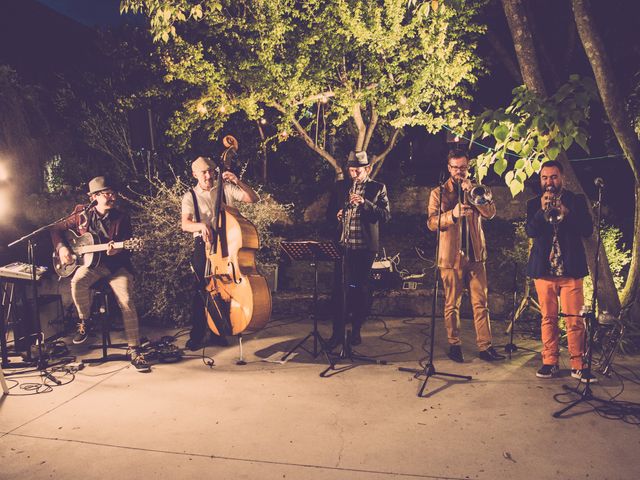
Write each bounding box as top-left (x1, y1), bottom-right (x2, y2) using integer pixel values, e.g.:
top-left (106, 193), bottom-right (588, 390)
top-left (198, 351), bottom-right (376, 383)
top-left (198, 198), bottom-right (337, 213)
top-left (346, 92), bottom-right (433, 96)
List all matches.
top-left (0, 161), bottom-right (8, 182)
top-left (260, 118), bottom-right (267, 125)
top-left (454, 135), bottom-right (460, 142)
top-left (279, 130), bottom-right (289, 140)
top-left (0, 190), bottom-right (11, 222)
top-left (219, 105), bottom-right (227, 113)
top-left (320, 94), bottom-right (328, 104)
top-left (196, 103), bottom-right (208, 115)
top-left (399, 96), bottom-right (408, 105)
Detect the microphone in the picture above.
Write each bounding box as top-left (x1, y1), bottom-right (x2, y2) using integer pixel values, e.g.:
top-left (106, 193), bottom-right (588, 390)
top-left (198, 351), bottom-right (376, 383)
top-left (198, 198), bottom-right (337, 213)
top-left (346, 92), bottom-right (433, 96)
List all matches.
top-left (83, 199), bottom-right (98, 211)
top-left (594, 177), bottom-right (605, 188)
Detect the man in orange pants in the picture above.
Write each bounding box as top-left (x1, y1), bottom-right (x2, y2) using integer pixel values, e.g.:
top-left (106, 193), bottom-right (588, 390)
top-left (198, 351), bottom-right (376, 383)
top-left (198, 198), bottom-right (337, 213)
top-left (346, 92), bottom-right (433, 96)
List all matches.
top-left (525, 160), bottom-right (595, 383)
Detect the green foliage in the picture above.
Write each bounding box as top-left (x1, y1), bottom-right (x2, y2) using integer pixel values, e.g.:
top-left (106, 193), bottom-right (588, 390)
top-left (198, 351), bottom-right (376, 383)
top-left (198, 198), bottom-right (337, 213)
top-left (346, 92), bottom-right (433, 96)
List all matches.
top-left (120, 0), bottom-right (484, 170)
top-left (44, 154), bottom-right (65, 193)
top-left (499, 220), bottom-right (529, 268)
top-left (583, 224), bottom-right (631, 304)
top-left (471, 76), bottom-right (598, 196)
top-left (125, 175), bottom-right (194, 324)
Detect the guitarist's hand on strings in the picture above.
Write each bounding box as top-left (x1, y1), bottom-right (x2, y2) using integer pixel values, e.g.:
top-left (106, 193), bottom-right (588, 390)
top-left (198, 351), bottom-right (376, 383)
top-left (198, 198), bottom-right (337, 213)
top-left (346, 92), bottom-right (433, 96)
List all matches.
top-left (58, 246), bottom-right (74, 265)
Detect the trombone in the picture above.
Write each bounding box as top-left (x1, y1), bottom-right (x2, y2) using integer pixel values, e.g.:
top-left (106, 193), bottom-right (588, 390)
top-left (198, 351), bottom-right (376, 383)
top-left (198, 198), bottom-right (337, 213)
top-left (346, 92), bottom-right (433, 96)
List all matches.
top-left (457, 182), bottom-right (493, 258)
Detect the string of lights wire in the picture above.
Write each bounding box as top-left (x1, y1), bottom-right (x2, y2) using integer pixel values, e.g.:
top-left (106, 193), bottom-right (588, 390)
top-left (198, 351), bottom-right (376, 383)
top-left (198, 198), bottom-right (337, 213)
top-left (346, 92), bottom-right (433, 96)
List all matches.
top-left (442, 125), bottom-right (625, 163)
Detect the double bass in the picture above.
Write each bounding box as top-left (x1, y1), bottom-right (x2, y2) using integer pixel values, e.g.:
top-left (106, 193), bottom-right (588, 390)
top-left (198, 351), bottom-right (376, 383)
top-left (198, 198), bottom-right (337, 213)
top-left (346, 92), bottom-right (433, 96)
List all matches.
top-left (202, 135), bottom-right (272, 336)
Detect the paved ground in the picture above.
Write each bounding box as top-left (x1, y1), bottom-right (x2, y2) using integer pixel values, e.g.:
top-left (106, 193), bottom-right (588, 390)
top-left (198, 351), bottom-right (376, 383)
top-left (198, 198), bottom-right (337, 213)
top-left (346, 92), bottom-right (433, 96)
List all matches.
top-left (1, 314), bottom-right (639, 480)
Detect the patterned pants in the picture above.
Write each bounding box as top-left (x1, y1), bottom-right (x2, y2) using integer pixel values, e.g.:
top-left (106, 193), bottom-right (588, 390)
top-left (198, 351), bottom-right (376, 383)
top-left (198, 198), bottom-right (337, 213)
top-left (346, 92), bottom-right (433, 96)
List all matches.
top-left (70, 265), bottom-right (140, 348)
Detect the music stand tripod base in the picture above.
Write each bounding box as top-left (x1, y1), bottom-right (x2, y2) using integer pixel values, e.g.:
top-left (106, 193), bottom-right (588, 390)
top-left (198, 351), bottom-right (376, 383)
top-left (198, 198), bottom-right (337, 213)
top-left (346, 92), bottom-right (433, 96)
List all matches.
top-left (279, 241), bottom-right (341, 361)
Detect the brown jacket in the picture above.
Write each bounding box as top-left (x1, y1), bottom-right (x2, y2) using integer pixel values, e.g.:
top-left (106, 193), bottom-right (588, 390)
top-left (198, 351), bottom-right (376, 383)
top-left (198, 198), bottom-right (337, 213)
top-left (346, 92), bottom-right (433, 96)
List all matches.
top-left (427, 178), bottom-right (496, 268)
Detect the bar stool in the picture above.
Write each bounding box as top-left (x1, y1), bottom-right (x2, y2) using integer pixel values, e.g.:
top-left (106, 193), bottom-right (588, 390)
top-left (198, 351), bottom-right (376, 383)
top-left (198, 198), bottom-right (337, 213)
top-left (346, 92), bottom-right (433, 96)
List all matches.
top-left (83, 280), bottom-right (129, 364)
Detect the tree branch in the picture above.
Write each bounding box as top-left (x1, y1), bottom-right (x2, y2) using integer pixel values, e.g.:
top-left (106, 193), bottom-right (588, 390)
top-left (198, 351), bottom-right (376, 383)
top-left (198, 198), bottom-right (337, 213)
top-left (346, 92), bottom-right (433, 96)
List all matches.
top-left (370, 128), bottom-right (401, 178)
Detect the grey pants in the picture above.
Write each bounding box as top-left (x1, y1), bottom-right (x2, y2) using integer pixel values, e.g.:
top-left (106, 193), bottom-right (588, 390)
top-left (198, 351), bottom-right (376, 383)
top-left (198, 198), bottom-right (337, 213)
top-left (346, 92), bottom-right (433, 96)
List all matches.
top-left (70, 265), bottom-right (140, 348)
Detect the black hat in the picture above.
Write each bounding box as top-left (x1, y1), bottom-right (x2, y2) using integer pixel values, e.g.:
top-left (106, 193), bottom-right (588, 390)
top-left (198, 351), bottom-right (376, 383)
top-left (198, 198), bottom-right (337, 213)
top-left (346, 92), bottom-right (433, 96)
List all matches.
top-left (346, 151), bottom-right (369, 168)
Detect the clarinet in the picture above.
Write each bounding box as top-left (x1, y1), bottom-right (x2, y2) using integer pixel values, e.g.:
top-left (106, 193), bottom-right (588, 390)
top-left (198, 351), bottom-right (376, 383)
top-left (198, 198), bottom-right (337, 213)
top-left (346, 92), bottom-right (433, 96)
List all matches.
top-left (340, 178), bottom-right (358, 245)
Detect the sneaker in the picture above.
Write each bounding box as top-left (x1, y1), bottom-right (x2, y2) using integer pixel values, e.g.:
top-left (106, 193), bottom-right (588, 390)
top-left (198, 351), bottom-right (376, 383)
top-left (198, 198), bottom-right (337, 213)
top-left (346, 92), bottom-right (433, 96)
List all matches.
top-left (72, 321), bottom-right (88, 344)
top-left (571, 369), bottom-right (598, 384)
top-left (536, 364), bottom-right (559, 378)
top-left (131, 352), bottom-right (151, 373)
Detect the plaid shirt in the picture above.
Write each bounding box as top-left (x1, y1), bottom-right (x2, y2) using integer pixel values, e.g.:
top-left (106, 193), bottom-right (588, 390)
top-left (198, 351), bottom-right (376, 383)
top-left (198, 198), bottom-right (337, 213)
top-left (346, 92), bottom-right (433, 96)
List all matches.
top-left (342, 180), bottom-right (367, 249)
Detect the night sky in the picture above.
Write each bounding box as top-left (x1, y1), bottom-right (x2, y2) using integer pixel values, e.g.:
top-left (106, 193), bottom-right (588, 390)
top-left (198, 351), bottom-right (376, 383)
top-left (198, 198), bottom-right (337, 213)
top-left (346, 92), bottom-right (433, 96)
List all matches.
top-left (34, 0), bottom-right (133, 26)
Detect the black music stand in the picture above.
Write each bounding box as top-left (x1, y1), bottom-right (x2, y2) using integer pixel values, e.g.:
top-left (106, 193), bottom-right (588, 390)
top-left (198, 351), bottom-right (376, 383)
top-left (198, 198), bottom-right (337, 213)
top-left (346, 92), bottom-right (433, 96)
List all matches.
top-left (280, 241), bottom-right (340, 361)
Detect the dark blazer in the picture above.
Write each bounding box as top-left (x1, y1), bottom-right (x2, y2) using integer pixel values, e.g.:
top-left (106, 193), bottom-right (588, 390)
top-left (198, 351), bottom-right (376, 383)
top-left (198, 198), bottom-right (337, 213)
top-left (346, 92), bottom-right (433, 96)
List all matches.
top-left (327, 178), bottom-right (391, 253)
top-left (525, 190), bottom-right (593, 279)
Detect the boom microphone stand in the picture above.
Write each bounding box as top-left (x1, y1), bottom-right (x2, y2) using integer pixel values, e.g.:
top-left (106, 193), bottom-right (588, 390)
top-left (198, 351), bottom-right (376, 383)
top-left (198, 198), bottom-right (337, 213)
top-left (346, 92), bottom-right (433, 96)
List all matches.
top-left (399, 176), bottom-right (472, 397)
top-left (553, 178), bottom-right (608, 418)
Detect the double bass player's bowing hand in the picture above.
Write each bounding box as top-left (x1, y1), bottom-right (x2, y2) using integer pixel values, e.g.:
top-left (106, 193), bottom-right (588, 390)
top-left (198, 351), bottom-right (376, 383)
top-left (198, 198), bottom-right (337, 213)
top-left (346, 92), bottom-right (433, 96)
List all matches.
top-left (222, 171), bottom-right (239, 185)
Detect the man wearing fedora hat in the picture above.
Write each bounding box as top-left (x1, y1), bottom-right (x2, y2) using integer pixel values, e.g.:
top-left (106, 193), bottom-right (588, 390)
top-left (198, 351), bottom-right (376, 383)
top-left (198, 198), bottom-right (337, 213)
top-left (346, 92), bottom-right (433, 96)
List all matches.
top-left (51, 176), bottom-right (150, 372)
top-left (181, 156), bottom-right (259, 351)
top-left (325, 150), bottom-right (391, 349)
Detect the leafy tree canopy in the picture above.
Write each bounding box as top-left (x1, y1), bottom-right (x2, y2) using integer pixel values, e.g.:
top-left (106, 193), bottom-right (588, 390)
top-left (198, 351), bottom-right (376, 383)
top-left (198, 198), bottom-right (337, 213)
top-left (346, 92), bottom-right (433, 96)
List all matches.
top-left (121, 0), bottom-right (485, 176)
top-left (471, 75), bottom-right (597, 196)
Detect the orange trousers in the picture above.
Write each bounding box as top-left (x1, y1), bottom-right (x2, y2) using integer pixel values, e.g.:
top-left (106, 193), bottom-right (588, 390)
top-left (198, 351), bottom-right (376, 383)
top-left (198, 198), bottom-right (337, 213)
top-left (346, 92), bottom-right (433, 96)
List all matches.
top-left (533, 277), bottom-right (585, 370)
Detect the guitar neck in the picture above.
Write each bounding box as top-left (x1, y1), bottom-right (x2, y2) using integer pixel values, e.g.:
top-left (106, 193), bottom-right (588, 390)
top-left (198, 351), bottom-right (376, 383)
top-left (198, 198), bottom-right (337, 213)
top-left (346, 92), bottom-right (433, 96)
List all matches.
top-left (76, 241), bottom-right (127, 255)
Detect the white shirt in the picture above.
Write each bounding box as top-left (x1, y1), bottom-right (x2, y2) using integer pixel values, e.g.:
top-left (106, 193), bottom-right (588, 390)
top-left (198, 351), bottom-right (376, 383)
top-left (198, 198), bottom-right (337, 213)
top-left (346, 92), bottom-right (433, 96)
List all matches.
top-left (181, 183), bottom-right (246, 237)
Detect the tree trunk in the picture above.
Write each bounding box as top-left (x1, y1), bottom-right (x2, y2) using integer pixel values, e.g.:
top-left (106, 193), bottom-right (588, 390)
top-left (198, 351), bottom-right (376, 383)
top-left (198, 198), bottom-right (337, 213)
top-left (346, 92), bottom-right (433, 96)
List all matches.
top-left (501, 0), bottom-right (621, 314)
top-left (572, 0), bottom-right (640, 314)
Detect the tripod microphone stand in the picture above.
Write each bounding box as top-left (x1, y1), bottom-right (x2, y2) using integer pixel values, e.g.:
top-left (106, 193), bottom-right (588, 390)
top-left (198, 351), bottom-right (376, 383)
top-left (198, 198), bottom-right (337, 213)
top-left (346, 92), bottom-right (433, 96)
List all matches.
top-left (498, 262), bottom-right (538, 358)
top-left (553, 178), bottom-right (608, 418)
top-left (398, 178), bottom-right (472, 397)
top-left (7, 230), bottom-right (63, 385)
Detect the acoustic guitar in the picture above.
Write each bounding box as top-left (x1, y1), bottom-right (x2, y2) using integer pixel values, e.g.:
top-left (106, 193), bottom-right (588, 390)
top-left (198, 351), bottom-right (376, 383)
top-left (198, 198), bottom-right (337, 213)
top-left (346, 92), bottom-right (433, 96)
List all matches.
top-left (53, 230), bottom-right (143, 278)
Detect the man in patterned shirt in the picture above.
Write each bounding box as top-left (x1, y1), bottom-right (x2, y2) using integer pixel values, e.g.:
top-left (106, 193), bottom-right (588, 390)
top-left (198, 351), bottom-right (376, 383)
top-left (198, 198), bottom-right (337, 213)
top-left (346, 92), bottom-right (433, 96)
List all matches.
top-left (525, 160), bottom-right (595, 382)
top-left (326, 151), bottom-right (391, 349)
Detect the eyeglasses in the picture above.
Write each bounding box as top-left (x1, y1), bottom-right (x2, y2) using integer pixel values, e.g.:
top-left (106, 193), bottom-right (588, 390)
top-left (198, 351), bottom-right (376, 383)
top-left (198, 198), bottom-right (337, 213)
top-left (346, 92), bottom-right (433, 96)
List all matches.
top-left (98, 190), bottom-right (116, 197)
top-left (448, 164), bottom-right (468, 171)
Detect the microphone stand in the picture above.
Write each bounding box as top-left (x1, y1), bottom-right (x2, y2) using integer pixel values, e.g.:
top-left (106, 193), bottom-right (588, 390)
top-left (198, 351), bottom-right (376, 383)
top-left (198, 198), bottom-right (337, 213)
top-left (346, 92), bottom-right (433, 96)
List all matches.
top-left (4, 207), bottom-right (90, 381)
top-left (399, 177), bottom-right (472, 397)
top-left (552, 181), bottom-right (609, 418)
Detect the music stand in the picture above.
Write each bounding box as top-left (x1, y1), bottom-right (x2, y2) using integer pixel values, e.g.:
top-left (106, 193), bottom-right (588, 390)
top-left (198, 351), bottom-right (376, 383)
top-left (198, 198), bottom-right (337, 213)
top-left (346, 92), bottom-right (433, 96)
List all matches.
top-left (280, 241), bottom-right (340, 361)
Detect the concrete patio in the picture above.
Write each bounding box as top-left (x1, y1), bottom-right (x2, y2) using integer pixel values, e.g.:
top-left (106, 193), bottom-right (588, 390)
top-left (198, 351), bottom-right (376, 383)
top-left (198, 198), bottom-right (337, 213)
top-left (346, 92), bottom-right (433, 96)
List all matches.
top-left (1, 314), bottom-right (639, 480)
